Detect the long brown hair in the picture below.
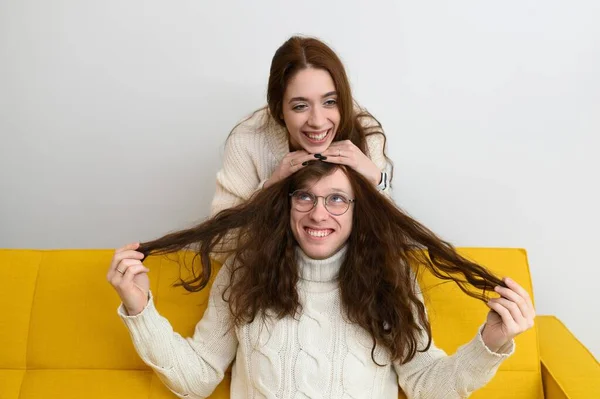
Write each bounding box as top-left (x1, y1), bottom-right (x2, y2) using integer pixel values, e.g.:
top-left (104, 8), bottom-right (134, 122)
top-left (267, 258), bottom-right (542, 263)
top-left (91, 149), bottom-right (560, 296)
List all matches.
top-left (139, 162), bottom-right (503, 365)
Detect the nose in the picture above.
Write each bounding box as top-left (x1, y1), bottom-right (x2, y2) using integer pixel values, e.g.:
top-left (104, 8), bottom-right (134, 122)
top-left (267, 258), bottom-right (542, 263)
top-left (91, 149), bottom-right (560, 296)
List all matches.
top-left (307, 106), bottom-right (326, 129)
top-left (309, 197), bottom-right (330, 222)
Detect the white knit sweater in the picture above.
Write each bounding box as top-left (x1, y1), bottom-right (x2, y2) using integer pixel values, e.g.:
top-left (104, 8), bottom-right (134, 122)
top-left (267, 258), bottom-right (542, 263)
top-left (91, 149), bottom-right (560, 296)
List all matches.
top-left (210, 108), bottom-right (392, 216)
top-left (118, 246), bottom-right (514, 399)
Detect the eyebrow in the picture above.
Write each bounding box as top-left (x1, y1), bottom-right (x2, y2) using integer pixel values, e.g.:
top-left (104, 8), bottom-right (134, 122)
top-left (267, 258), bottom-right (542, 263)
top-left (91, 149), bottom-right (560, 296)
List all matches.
top-left (288, 91), bottom-right (338, 104)
top-left (328, 188), bottom-right (351, 196)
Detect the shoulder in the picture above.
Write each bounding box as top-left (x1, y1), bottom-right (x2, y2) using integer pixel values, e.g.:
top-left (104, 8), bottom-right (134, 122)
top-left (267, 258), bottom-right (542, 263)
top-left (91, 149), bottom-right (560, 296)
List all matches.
top-left (223, 109), bottom-right (267, 150)
top-left (353, 102), bottom-right (384, 131)
top-left (355, 106), bottom-right (387, 153)
top-left (226, 107), bottom-right (281, 148)
top-left (365, 131), bottom-right (386, 158)
top-left (226, 107), bottom-right (289, 163)
top-left (229, 107), bottom-right (271, 137)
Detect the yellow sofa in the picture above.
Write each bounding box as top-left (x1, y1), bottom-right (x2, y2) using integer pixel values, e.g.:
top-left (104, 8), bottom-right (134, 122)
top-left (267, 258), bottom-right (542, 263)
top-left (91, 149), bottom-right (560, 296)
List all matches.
top-left (1, 248), bottom-right (598, 399)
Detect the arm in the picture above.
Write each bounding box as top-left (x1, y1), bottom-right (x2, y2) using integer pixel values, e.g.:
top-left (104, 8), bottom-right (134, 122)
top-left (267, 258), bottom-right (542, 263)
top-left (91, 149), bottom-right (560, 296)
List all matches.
top-left (118, 264), bottom-right (237, 399)
top-left (394, 324), bottom-right (514, 398)
top-left (365, 132), bottom-right (393, 198)
top-left (394, 281), bottom-right (515, 398)
top-left (210, 129), bottom-right (267, 217)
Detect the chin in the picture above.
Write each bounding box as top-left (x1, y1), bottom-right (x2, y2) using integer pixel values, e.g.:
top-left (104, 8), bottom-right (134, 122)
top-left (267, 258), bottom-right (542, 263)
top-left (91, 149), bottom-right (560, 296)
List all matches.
top-left (305, 144), bottom-right (330, 155)
top-left (301, 243), bottom-right (338, 260)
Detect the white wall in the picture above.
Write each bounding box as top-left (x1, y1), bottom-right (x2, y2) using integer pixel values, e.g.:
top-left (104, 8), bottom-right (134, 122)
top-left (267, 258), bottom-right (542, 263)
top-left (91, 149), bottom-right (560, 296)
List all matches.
top-left (1, 1), bottom-right (598, 359)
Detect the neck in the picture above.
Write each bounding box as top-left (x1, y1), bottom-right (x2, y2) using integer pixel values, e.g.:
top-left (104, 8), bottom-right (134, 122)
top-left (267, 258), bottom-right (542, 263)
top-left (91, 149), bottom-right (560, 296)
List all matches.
top-left (295, 245), bottom-right (347, 283)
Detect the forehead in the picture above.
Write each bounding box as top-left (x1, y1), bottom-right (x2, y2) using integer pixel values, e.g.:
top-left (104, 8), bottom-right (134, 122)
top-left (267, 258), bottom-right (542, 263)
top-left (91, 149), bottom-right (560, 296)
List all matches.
top-left (284, 68), bottom-right (335, 98)
top-left (300, 169), bottom-right (353, 195)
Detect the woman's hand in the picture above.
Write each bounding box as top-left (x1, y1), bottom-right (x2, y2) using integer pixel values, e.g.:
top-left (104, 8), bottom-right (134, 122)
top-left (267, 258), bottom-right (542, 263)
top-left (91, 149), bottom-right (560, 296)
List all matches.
top-left (107, 242), bottom-right (150, 316)
top-left (320, 140), bottom-right (381, 186)
top-left (482, 277), bottom-right (536, 352)
top-left (264, 150), bottom-right (316, 188)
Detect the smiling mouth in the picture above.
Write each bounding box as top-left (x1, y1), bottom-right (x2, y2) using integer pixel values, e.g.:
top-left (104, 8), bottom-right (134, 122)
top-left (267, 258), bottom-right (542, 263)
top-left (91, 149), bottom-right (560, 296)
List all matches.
top-left (305, 227), bottom-right (334, 238)
top-left (302, 129), bottom-right (331, 143)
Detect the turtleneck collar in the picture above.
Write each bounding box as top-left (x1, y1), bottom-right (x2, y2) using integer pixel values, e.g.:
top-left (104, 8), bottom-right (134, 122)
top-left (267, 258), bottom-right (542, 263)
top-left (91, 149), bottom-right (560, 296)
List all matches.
top-left (295, 245), bottom-right (348, 283)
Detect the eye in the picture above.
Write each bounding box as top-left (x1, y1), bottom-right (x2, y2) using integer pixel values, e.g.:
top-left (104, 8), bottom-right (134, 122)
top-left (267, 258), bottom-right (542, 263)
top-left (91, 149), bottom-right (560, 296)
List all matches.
top-left (329, 194), bottom-right (348, 203)
top-left (296, 191), bottom-right (313, 201)
top-left (324, 98), bottom-right (337, 107)
top-left (292, 103), bottom-right (308, 111)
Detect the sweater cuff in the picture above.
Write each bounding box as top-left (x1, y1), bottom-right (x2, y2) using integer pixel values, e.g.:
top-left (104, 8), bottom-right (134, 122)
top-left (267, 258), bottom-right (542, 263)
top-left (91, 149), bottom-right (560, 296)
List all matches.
top-left (456, 324), bottom-right (515, 372)
top-left (117, 291), bottom-right (154, 319)
top-left (476, 324), bottom-right (515, 357)
top-left (117, 291), bottom-right (176, 368)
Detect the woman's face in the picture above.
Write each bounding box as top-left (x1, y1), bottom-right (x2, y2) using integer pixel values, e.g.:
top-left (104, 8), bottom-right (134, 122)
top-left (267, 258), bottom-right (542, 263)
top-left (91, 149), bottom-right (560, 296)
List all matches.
top-left (290, 169), bottom-right (354, 260)
top-left (282, 68), bottom-right (341, 154)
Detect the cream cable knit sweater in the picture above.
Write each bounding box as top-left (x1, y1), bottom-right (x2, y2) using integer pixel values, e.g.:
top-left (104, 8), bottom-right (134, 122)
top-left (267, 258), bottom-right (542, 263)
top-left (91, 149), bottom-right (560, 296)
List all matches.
top-left (210, 108), bottom-right (392, 217)
top-left (118, 246), bottom-right (514, 399)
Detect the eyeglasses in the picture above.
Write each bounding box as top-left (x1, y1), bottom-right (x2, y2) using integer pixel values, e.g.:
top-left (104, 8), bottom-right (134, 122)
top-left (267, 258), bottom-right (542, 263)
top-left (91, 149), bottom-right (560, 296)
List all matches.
top-left (289, 190), bottom-right (355, 216)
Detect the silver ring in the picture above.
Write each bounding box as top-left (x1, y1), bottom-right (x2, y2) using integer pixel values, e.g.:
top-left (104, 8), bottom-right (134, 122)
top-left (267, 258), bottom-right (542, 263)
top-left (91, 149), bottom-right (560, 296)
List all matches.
top-left (117, 268), bottom-right (125, 275)
top-left (290, 160), bottom-right (294, 167)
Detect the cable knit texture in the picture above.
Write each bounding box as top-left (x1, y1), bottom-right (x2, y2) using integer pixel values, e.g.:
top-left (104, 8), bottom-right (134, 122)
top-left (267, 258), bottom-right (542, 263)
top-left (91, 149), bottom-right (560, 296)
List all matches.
top-left (118, 246), bottom-right (514, 399)
top-left (210, 108), bottom-right (392, 217)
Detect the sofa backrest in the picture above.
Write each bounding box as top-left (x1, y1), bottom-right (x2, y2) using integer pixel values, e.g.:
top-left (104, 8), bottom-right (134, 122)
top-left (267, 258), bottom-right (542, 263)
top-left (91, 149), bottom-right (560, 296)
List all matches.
top-left (0, 248), bottom-right (543, 398)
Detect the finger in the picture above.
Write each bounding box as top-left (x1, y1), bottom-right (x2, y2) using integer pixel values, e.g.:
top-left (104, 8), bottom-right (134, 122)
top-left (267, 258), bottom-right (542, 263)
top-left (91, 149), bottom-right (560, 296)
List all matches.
top-left (109, 260), bottom-right (137, 280)
top-left (284, 150), bottom-right (309, 165)
top-left (112, 248), bottom-right (144, 266)
top-left (121, 264), bottom-right (150, 284)
top-left (300, 153), bottom-right (323, 165)
top-left (289, 154), bottom-right (323, 170)
top-left (111, 249), bottom-right (145, 269)
top-left (489, 297), bottom-right (526, 326)
top-left (109, 260), bottom-right (141, 284)
top-left (320, 149), bottom-right (345, 159)
top-left (115, 242), bottom-right (140, 254)
top-left (494, 285), bottom-right (534, 321)
top-left (319, 152), bottom-right (361, 170)
top-left (287, 157), bottom-right (304, 170)
top-left (321, 145), bottom-right (352, 158)
top-left (503, 277), bottom-right (535, 313)
top-left (487, 300), bottom-right (518, 330)
top-left (118, 258), bottom-right (144, 274)
top-left (319, 156), bottom-right (354, 166)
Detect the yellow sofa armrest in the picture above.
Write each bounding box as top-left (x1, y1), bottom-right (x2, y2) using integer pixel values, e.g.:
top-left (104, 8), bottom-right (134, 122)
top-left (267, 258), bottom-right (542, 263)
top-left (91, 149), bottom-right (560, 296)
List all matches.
top-left (537, 315), bottom-right (600, 399)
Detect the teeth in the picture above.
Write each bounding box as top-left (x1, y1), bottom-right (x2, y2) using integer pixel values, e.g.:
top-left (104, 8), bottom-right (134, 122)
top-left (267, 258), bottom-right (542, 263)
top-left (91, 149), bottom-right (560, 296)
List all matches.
top-left (306, 130), bottom-right (327, 141)
top-left (306, 228), bottom-right (332, 237)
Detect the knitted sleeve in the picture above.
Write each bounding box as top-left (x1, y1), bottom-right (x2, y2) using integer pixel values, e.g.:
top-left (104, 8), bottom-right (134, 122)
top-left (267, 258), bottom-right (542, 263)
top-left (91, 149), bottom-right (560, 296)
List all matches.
top-left (393, 287), bottom-right (514, 398)
top-left (361, 114), bottom-right (393, 197)
top-left (210, 127), bottom-right (270, 217)
top-left (117, 264), bottom-right (237, 399)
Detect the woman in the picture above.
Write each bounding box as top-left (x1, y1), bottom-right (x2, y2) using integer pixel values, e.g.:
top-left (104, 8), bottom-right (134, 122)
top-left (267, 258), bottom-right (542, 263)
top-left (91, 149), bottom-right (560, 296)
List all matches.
top-left (210, 35), bottom-right (393, 217)
top-left (108, 161), bottom-right (535, 398)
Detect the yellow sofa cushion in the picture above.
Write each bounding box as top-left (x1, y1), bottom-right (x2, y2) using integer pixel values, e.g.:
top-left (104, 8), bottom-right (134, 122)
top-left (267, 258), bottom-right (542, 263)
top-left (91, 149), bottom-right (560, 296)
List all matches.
top-left (0, 248), bottom-right (542, 398)
top-left (0, 251), bottom-right (41, 369)
top-left (538, 315), bottom-right (600, 398)
top-left (25, 250), bottom-right (155, 370)
top-left (0, 370), bottom-right (25, 399)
